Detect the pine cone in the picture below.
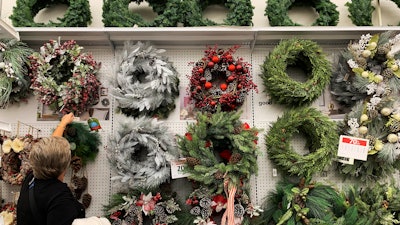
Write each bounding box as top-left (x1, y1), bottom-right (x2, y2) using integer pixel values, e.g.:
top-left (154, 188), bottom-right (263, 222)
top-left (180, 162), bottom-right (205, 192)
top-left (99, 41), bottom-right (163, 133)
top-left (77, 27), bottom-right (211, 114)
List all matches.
top-left (234, 126), bottom-right (242, 134)
top-left (71, 156), bottom-right (83, 173)
top-left (77, 176), bottom-right (88, 191)
top-left (74, 188), bottom-right (83, 200)
top-left (382, 68), bottom-right (395, 78)
top-left (82, 193), bottom-right (92, 209)
top-left (186, 157), bottom-right (200, 167)
top-left (355, 57), bottom-right (367, 68)
top-left (377, 43), bottom-right (391, 55)
top-left (66, 126), bottom-right (77, 137)
top-left (229, 153), bottom-right (242, 164)
top-left (214, 171), bottom-right (224, 180)
top-left (390, 120), bottom-right (400, 133)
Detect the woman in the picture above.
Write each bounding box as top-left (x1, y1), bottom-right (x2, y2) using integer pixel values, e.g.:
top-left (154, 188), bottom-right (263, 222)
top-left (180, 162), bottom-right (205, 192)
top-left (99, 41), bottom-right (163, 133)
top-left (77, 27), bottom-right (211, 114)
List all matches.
top-left (17, 113), bottom-right (85, 225)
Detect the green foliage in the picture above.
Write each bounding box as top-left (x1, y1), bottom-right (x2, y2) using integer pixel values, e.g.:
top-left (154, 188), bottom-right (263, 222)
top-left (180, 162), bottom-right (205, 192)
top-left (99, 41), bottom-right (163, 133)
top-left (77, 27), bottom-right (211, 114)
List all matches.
top-left (265, 0), bottom-right (339, 26)
top-left (10, 0), bottom-right (92, 27)
top-left (103, 0), bottom-right (254, 27)
top-left (63, 122), bottom-right (101, 164)
top-left (345, 0), bottom-right (374, 26)
top-left (177, 108), bottom-right (260, 194)
top-left (261, 39), bottom-right (332, 107)
top-left (265, 107), bottom-right (339, 179)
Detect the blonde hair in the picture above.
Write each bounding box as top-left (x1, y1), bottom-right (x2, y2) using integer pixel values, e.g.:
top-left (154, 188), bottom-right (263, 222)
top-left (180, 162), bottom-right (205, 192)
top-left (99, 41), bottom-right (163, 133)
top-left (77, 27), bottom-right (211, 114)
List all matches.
top-left (30, 136), bottom-right (71, 180)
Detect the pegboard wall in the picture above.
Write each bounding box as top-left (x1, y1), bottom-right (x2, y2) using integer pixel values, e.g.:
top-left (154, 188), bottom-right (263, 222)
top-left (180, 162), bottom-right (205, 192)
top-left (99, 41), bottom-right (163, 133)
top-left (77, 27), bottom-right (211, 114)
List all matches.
top-left (0, 40), bottom-right (369, 217)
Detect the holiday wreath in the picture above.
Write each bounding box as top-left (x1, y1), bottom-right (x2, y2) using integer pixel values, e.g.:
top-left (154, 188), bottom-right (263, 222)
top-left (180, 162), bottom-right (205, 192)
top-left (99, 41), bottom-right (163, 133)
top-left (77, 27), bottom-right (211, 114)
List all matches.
top-left (336, 95), bottom-right (400, 182)
top-left (265, 0), bottom-right (339, 26)
top-left (188, 45), bottom-right (257, 113)
top-left (9, 0), bottom-right (92, 27)
top-left (0, 38), bottom-right (33, 108)
top-left (104, 189), bottom-right (181, 225)
top-left (29, 39), bottom-right (102, 115)
top-left (111, 41), bottom-right (179, 119)
top-left (108, 115), bottom-right (179, 191)
top-left (1, 134), bottom-right (37, 185)
top-left (265, 107), bottom-right (339, 179)
top-left (177, 108), bottom-right (260, 225)
top-left (346, 0), bottom-right (400, 26)
top-left (261, 39), bottom-right (332, 107)
top-left (331, 31), bottom-right (400, 109)
top-left (102, 0), bottom-right (254, 27)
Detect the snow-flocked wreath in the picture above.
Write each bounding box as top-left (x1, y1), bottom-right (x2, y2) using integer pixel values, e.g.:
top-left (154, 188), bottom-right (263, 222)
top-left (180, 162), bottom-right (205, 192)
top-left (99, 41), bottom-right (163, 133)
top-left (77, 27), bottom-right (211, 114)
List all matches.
top-left (10, 0), bottom-right (92, 27)
top-left (331, 31), bottom-right (400, 109)
top-left (29, 39), bottom-right (102, 115)
top-left (261, 39), bottom-right (332, 107)
top-left (265, 0), bottom-right (339, 26)
top-left (111, 41), bottom-right (179, 119)
top-left (265, 107), bottom-right (339, 179)
top-left (1, 135), bottom-right (37, 185)
top-left (108, 115), bottom-right (179, 191)
top-left (0, 38), bottom-right (33, 108)
top-left (188, 45), bottom-right (257, 113)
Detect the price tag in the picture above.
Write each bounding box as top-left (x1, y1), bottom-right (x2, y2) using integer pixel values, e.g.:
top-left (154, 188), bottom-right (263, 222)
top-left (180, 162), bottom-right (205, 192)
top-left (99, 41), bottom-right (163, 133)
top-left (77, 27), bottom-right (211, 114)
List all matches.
top-left (337, 135), bottom-right (369, 161)
top-left (170, 159), bottom-right (189, 179)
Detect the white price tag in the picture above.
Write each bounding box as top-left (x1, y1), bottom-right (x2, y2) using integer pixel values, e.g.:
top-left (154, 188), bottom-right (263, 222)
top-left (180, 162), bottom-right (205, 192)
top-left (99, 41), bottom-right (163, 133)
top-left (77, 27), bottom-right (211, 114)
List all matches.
top-left (337, 135), bottom-right (369, 161)
top-left (170, 159), bottom-right (189, 179)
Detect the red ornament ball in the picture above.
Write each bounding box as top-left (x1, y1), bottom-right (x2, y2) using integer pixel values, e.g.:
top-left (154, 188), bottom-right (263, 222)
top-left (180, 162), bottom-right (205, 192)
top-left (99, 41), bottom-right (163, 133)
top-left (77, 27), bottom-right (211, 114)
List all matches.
top-left (220, 83), bottom-right (227, 91)
top-left (204, 82), bottom-right (212, 89)
top-left (228, 64), bottom-right (236, 72)
top-left (212, 55), bottom-right (220, 63)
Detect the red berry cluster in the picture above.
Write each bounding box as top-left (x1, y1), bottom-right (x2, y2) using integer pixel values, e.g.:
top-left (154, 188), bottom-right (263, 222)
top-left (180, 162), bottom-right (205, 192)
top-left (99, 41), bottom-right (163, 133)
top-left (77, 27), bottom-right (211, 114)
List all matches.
top-left (29, 40), bottom-right (101, 115)
top-left (188, 45), bottom-right (257, 113)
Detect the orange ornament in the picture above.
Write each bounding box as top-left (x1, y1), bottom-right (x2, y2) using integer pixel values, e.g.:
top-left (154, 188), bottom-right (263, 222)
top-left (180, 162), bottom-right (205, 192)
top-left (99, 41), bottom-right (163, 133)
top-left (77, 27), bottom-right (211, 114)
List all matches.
top-left (212, 55), bottom-right (220, 63)
top-left (228, 64), bottom-right (236, 72)
top-left (205, 82), bottom-right (212, 89)
top-left (220, 83), bottom-right (227, 91)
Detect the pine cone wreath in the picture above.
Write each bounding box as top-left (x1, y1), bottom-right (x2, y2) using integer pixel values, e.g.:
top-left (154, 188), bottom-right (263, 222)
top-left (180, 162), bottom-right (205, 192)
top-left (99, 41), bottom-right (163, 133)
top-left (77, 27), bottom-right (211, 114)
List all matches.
top-left (82, 193), bottom-right (92, 209)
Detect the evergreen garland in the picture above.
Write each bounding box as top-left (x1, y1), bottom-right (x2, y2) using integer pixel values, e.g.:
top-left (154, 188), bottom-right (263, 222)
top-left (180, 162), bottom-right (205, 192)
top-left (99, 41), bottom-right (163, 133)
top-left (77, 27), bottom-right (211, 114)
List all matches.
top-left (336, 95), bottom-right (400, 182)
top-left (177, 108), bottom-right (260, 194)
top-left (261, 39), bottom-right (332, 107)
top-left (9, 0), bottom-right (92, 27)
top-left (331, 31), bottom-right (400, 109)
top-left (103, 0), bottom-right (254, 27)
top-left (346, 0), bottom-right (400, 26)
top-left (0, 38), bottom-right (33, 108)
top-left (111, 41), bottom-right (179, 119)
top-left (108, 115), bottom-right (179, 191)
top-left (265, 0), bottom-right (339, 26)
top-left (63, 122), bottom-right (101, 165)
top-left (265, 107), bottom-right (339, 179)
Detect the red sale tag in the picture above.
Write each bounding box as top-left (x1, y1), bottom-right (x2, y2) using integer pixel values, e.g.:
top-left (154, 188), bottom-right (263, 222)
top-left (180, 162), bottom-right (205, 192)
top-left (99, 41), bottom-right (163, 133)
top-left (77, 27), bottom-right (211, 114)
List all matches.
top-left (337, 135), bottom-right (369, 161)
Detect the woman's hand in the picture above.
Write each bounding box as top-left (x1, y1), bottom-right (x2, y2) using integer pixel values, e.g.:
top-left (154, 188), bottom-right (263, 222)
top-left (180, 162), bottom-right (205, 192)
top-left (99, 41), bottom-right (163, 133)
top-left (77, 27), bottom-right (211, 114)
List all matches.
top-left (52, 113), bottom-right (74, 137)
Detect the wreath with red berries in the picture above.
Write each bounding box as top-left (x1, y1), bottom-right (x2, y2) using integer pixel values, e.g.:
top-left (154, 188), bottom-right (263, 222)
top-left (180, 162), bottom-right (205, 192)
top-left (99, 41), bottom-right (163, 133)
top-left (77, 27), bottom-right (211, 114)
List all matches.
top-left (188, 45), bottom-right (257, 113)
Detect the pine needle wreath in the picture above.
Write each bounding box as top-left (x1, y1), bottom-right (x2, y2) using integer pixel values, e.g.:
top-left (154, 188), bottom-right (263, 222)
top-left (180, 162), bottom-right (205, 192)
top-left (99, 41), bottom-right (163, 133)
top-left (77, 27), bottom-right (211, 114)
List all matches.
top-left (331, 31), bottom-right (400, 109)
top-left (178, 108), bottom-right (260, 194)
top-left (29, 39), bottom-right (102, 115)
top-left (336, 95), bottom-right (400, 182)
top-left (1, 135), bottom-right (37, 185)
top-left (188, 45), bottom-right (257, 113)
top-left (63, 122), bottom-right (101, 166)
top-left (346, 0), bottom-right (400, 26)
top-left (261, 39), bottom-right (332, 107)
top-left (253, 178), bottom-right (340, 225)
top-left (265, 107), bottom-right (339, 179)
top-left (9, 0), bottom-right (92, 27)
top-left (0, 39), bottom-right (33, 108)
top-left (111, 41), bottom-right (179, 119)
top-left (104, 188), bottom-right (181, 225)
top-left (265, 0), bottom-right (339, 26)
top-left (108, 115), bottom-right (179, 191)
top-left (103, 0), bottom-right (254, 27)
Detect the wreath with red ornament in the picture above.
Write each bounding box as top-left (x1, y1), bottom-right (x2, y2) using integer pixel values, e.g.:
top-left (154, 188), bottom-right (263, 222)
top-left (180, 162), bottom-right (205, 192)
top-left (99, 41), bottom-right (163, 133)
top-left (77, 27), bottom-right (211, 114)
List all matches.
top-left (188, 45), bottom-right (257, 113)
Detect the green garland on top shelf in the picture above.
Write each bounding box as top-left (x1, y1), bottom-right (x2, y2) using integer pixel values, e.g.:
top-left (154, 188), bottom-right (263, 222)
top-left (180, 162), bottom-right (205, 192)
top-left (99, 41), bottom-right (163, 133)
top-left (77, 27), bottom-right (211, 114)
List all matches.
top-left (261, 38), bottom-right (332, 107)
top-left (265, 0), bottom-right (339, 26)
top-left (346, 0), bottom-right (400, 26)
top-left (265, 107), bottom-right (339, 179)
top-left (9, 0), bottom-right (92, 27)
top-left (103, 0), bottom-right (254, 27)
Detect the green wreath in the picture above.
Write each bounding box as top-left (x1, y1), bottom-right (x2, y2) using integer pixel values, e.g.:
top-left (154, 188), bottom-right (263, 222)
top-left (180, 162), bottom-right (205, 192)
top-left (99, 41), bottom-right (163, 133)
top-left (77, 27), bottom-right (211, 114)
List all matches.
top-left (265, 107), bottom-right (339, 179)
top-left (108, 115), bottom-right (179, 191)
top-left (198, 0), bottom-right (254, 26)
top-left (346, 0), bottom-right (400, 26)
top-left (9, 0), bottom-right (92, 27)
top-left (261, 39), bottom-right (332, 107)
top-left (111, 41), bottom-right (179, 119)
top-left (265, 0), bottom-right (339, 26)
